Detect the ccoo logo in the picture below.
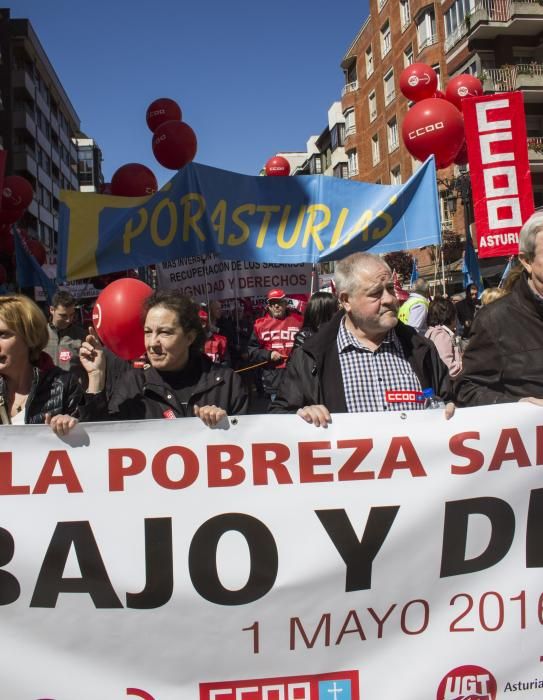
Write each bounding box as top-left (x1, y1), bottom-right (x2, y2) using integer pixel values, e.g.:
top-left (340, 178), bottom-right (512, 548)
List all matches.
top-left (437, 665), bottom-right (497, 700)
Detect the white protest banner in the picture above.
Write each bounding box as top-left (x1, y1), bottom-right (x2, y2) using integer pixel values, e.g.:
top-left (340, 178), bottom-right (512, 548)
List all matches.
top-left (1, 405), bottom-right (542, 699)
top-left (35, 262), bottom-right (100, 302)
top-left (156, 254), bottom-right (312, 302)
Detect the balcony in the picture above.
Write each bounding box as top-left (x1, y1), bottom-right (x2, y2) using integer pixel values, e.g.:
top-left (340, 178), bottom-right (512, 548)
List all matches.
top-left (482, 63), bottom-right (543, 96)
top-left (467, 0), bottom-right (543, 43)
top-left (13, 106), bottom-right (36, 135)
top-left (12, 69), bottom-right (34, 98)
top-left (418, 34), bottom-right (438, 53)
top-left (528, 137), bottom-right (543, 172)
top-left (12, 148), bottom-right (37, 178)
top-left (342, 80), bottom-right (359, 96)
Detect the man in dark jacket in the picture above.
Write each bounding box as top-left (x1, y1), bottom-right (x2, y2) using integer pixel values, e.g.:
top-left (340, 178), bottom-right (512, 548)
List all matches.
top-left (44, 291), bottom-right (87, 386)
top-left (271, 252), bottom-right (453, 426)
top-left (456, 211), bottom-right (543, 407)
top-left (454, 283), bottom-right (480, 341)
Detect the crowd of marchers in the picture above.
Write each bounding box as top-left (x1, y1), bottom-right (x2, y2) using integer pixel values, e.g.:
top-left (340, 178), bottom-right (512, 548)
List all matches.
top-left (1, 210), bottom-right (542, 434)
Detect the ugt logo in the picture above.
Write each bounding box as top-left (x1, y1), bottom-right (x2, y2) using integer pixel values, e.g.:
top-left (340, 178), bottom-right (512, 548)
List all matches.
top-left (200, 670), bottom-right (359, 699)
top-left (437, 665), bottom-right (497, 700)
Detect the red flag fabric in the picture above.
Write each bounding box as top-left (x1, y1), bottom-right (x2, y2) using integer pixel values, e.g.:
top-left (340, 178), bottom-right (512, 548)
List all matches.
top-left (393, 270), bottom-right (409, 301)
top-left (462, 91), bottom-right (534, 258)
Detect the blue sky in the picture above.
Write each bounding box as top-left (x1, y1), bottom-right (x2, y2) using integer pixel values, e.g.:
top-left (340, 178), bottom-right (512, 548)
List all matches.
top-left (11, 0), bottom-right (369, 185)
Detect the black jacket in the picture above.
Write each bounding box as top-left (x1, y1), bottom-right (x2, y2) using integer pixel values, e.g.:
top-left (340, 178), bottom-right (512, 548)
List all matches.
top-left (270, 311), bottom-right (452, 413)
top-left (0, 362), bottom-right (83, 425)
top-left (79, 351), bottom-right (248, 421)
top-left (455, 272), bottom-right (543, 406)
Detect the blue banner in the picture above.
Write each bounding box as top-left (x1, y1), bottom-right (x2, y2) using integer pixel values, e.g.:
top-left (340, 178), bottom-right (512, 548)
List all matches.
top-left (58, 158), bottom-right (441, 281)
top-left (13, 227), bottom-right (57, 303)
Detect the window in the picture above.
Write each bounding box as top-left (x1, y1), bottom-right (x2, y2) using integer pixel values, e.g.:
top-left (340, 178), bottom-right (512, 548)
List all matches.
top-left (365, 46), bottom-right (374, 78)
top-left (344, 109), bottom-right (356, 137)
top-left (417, 9), bottom-right (436, 52)
top-left (390, 166), bottom-right (402, 185)
top-left (387, 117), bottom-right (399, 152)
top-left (331, 123), bottom-right (345, 150)
top-left (411, 156), bottom-right (422, 173)
top-left (309, 155), bottom-right (322, 175)
top-left (372, 135), bottom-right (380, 165)
top-left (432, 64), bottom-right (442, 90)
top-left (381, 21), bottom-right (392, 58)
top-left (404, 45), bottom-right (414, 67)
top-left (347, 150), bottom-right (359, 177)
top-left (369, 91), bottom-right (377, 122)
top-left (333, 163), bottom-right (349, 179)
top-left (400, 0), bottom-right (411, 29)
top-left (384, 69), bottom-right (395, 105)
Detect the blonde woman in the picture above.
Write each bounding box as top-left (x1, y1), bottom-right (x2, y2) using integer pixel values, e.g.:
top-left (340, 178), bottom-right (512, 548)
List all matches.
top-left (0, 295), bottom-right (82, 434)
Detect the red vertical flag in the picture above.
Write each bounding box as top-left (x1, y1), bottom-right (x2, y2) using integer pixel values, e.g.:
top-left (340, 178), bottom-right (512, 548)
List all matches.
top-left (462, 92), bottom-right (534, 258)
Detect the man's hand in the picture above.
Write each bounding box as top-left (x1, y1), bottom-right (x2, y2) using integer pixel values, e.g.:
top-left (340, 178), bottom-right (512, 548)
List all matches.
top-left (296, 404), bottom-right (332, 428)
top-left (80, 327), bottom-right (106, 393)
top-left (270, 351), bottom-right (283, 362)
top-left (444, 402), bottom-right (455, 420)
top-left (45, 413), bottom-right (79, 436)
top-left (194, 404), bottom-right (227, 427)
top-left (520, 397), bottom-right (543, 406)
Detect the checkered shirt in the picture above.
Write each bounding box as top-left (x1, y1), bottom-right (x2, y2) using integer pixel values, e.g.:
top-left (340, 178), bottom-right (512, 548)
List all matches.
top-left (337, 318), bottom-right (424, 413)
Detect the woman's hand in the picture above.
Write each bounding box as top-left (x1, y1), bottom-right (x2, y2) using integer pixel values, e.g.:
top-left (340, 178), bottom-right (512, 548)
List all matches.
top-left (193, 404), bottom-right (227, 427)
top-left (45, 413), bottom-right (78, 436)
top-left (80, 327), bottom-right (106, 392)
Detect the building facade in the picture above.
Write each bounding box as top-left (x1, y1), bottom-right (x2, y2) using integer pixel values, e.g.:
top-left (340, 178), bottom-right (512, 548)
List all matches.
top-left (443, 0), bottom-right (543, 207)
top-left (0, 7), bottom-right (80, 253)
top-left (74, 135), bottom-right (104, 193)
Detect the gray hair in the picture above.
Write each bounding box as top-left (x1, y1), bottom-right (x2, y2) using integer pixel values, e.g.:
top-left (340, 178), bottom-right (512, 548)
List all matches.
top-left (413, 277), bottom-right (428, 294)
top-left (334, 252), bottom-right (391, 295)
top-left (519, 211), bottom-right (543, 261)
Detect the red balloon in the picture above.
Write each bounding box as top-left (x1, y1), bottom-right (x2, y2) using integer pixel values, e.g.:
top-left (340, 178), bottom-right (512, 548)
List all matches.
top-left (152, 121), bottom-right (197, 170)
top-left (92, 278), bottom-right (153, 360)
top-left (0, 207), bottom-right (25, 225)
top-left (445, 74), bottom-right (483, 111)
top-left (2, 176), bottom-right (33, 210)
top-left (0, 263), bottom-right (6, 286)
top-left (111, 164), bottom-right (158, 197)
top-left (146, 98), bottom-right (182, 133)
top-left (400, 63), bottom-right (438, 102)
top-left (402, 98), bottom-right (465, 170)
top-left (265, 156), bottom-right (291, 177)
top-left (454, 141), bottom-right (469, 166)
top-left (26, 238), bottom-right (46, 266)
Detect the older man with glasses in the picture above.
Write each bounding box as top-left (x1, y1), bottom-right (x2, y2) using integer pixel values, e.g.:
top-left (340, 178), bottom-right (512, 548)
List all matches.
top-left (247, 288), bottom-right (303, 405)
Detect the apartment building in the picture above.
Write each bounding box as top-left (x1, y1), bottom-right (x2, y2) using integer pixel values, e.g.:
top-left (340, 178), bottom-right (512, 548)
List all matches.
top-left (0, 8), bottom-right (80, 253)
top-left (341, 0), bottom-right (447, 187)
top-left (290, 102), bottom-right (349, 178)
top-left (443, 0), bottom-right (543, 207)
top-left (74, 135), bottom-right (104, 193)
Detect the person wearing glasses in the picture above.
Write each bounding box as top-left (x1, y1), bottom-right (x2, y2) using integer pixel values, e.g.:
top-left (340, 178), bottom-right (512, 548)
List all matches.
top-left (247, 288), bottom-right (303, 404)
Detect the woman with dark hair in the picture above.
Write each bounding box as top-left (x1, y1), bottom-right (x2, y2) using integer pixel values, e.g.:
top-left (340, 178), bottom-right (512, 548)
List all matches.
top-left (292, 291), bottom-right (338, 350)
top-left (79, 291), bottom-right (248, 426)
top-left (0, 295), bottom-right (82, 433)
top-left (424, 297), bottom-right (462, 378)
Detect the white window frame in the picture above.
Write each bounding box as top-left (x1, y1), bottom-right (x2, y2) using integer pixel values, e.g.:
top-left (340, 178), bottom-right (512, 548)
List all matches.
top-left (387, 117), bottom-right (399, 153)
top-left (368, 91), bottom-right (377, 122)
top-left (381, 20), bottom-right (392, 58)
top-left (365, 46), bottom-right (374, 78)
top-left (390, 166), bottom-right (402, 185)
top-left (417, 9), bottom-right (437, 52)
top-left (384, 68), bottom-right (395, 106)
top-left (344, 108), bottom-right (356, 137)
top-left (404, 44), bottom-right (414, 67)
top-left (372, 135), bottom-right (380, 166)
top-left (400, 0), bottom-right (411, 30)
top-left (347, 149), bottom-right (359, 177)
top-left (432, 64), bottom-right (442, 90)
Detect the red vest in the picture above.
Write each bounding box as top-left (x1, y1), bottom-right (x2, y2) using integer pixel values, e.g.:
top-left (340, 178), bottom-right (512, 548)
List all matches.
top-left (253, 312), bottom-right (303, 368)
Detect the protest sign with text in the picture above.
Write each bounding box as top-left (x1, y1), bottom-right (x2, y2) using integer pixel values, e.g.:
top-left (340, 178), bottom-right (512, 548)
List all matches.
top-left (0, 406), bottom-right (541, 699)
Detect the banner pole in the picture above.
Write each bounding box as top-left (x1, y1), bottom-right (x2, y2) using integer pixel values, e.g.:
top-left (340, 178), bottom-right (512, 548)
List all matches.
top-left (440, 246), bottom-right (446, 296)
top-left (202, 255), bottom-right (211, 311)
